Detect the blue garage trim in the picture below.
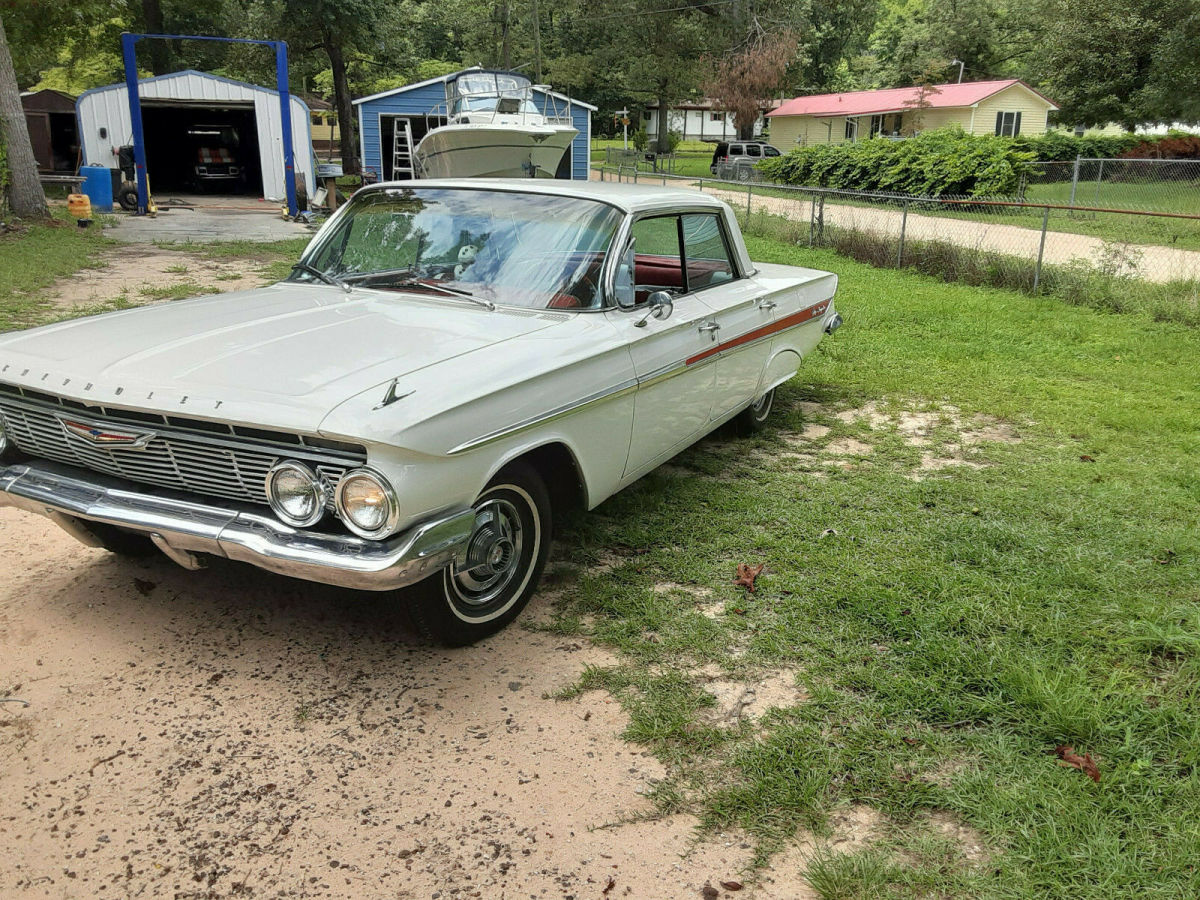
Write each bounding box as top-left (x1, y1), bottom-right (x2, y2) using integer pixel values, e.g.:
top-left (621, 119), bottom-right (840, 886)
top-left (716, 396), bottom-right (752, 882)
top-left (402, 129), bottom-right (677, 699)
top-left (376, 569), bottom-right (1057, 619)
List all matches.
top-left (356, 69), bottom-right (594, 181)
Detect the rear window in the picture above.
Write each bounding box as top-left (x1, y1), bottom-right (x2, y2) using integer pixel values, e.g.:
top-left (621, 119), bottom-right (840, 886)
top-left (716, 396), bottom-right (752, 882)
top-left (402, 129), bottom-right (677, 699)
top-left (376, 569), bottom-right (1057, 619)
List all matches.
top-left (763, 146), bottom-right (781, 157)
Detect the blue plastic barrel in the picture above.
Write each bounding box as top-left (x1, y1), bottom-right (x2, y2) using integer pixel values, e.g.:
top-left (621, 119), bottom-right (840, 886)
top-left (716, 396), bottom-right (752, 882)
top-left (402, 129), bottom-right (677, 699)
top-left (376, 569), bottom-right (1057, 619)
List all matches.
top-left (80, 165), bottom-right (114, 213)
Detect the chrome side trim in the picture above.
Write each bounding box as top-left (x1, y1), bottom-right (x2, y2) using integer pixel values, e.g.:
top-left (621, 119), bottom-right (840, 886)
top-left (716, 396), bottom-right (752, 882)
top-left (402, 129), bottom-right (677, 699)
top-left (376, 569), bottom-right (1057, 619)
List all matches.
top-left (447, 377), bottom-right (640, 455)
top-left (0, 461), bottom-right (476, 592)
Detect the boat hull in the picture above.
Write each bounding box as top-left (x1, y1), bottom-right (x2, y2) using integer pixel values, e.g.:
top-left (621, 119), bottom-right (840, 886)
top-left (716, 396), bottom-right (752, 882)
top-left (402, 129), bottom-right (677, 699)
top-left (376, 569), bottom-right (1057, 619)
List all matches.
top-left (415, 124), bottom-right (578, 178)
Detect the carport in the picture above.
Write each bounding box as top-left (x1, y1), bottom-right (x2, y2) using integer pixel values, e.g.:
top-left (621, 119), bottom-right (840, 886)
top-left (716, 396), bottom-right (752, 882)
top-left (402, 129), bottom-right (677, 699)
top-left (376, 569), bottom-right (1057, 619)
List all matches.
top-left (76, 70), bottom-right (315, 206)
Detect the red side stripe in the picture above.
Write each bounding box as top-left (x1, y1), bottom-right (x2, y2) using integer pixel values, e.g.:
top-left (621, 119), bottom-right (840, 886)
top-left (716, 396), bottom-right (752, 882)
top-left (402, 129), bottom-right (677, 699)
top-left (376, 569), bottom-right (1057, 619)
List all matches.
top-left (686, 300), bottom-right (830, 366)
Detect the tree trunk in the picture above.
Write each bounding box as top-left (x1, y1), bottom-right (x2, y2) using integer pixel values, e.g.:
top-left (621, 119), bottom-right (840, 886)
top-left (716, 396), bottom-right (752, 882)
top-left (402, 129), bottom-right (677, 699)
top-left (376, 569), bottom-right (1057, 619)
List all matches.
top-left (655, 85), bottom-right (670, 152)
top-left (0, 14), bottom-right (49, 219)
top-left (324, 34), bottom-right (357, 173)
top-left (140, 0), bottom-right (172, 75)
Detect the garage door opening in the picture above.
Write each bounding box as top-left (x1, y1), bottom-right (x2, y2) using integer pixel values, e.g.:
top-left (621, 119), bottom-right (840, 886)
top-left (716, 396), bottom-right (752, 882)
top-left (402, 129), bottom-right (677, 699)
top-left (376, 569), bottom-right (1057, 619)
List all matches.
top-left (380, 114), bottom-right (446, 180)
top-left (141, 103), bottom-right (262, 197)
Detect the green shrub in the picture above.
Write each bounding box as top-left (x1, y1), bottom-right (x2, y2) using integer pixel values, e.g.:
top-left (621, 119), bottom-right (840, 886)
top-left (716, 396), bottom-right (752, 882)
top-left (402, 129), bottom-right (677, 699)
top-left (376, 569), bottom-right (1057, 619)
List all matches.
top-left (1014, 130), bottom-right (1200, 161)
top-left (631, 128), bottom-right (648, 151)
top-left (666, 130), bottom-right (683, 153)
top-left (758, 127), bottom-right (1036, 198)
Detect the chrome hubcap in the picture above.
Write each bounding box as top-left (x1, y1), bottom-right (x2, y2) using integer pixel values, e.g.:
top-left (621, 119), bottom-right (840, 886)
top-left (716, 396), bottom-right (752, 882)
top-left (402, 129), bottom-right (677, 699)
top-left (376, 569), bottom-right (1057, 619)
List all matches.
top-left (452, 498), bottom-right (524, 606)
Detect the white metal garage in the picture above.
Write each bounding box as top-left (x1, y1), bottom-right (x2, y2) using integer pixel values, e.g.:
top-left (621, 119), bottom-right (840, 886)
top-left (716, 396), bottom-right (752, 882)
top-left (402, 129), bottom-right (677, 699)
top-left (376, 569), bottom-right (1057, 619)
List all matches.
top-left (77, 70), bottom-right (315, 201)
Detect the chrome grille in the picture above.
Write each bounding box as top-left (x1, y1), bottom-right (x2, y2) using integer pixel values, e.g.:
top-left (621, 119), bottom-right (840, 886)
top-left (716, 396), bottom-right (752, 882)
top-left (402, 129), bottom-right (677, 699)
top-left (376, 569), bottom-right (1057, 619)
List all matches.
top-left (0, 391), bottom-right (365, 508)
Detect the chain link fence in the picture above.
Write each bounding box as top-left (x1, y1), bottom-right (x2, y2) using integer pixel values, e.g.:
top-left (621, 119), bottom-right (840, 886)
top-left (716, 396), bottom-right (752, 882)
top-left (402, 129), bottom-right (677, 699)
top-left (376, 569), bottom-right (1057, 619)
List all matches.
top-left (594, 165), bottom-right (1200, 323)
top-left (1023, 158), bottom-right (1200, 214)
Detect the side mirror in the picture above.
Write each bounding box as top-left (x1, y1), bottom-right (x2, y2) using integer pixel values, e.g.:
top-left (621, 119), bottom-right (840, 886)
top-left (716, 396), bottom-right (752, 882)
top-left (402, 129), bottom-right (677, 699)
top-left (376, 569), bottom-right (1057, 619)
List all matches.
top-left (635, 291), bottom-right (674, 327)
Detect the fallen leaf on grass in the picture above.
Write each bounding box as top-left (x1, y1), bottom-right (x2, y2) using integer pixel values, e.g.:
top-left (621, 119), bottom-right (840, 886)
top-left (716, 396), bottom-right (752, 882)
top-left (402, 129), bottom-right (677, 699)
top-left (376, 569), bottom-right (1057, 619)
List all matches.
top-left (733, 563), bottom-right (765, 592)
top-left (1079, 455), bottom-right (1096, 463)
top-left (1055, 745), bottom-right (1101, 782)
top-left (720, 881), bottom-right (744, 891)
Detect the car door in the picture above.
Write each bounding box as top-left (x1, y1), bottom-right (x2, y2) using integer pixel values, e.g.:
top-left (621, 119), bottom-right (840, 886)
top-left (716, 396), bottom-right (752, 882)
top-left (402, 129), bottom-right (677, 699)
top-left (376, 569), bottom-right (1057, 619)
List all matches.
top-left (676, 212), bottom-right (776, 421)
top-left (611, 214), bottom-right (719, 477)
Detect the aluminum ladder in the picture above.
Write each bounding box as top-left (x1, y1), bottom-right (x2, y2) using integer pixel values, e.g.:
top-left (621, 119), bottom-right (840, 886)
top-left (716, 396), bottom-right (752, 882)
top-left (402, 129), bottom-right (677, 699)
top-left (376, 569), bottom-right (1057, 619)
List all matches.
top-left (391, 119), bottom-right (416, 179)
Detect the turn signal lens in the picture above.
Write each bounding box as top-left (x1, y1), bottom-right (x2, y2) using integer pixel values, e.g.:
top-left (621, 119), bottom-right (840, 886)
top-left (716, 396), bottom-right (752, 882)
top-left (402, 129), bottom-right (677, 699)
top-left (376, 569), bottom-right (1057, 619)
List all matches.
top-left (266, 462), bottom-right (326, 528)
top-left (335, 469), bottom-right (399, 539)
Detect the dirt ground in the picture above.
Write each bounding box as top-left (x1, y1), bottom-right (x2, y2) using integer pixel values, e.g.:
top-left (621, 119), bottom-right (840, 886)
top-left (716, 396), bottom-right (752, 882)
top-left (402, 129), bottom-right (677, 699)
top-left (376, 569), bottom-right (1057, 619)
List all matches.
top-left (45, 245), bottom-right (275, 316)
top-left (0, 509), bottom-right (824, 900)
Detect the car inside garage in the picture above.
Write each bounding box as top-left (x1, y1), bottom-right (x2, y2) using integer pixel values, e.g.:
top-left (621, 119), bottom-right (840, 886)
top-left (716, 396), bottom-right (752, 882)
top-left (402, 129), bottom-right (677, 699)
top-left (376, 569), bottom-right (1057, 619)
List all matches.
top-left (140, 102), bottom-right (262, 196)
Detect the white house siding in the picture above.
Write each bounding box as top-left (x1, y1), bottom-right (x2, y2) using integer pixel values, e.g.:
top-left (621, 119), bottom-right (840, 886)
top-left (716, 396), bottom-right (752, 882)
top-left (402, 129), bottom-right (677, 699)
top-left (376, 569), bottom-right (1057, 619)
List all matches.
top-left (77, 71), bottom-right (315, 199)
top-left (644, 108), bottom-right (762, 141)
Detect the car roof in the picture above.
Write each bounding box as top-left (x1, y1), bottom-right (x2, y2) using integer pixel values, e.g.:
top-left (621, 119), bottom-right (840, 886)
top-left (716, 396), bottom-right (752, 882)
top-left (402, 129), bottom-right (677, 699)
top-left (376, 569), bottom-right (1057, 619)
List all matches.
top-left (359, 178), bottom-right (728, 214)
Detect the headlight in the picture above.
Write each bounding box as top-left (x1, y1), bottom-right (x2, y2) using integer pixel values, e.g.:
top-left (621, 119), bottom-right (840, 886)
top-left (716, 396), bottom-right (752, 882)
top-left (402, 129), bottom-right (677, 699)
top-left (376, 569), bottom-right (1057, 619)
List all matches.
top-left (266, 461), bottom-right (327, 527)
top-left (335, 468), bottom-right (399, 539)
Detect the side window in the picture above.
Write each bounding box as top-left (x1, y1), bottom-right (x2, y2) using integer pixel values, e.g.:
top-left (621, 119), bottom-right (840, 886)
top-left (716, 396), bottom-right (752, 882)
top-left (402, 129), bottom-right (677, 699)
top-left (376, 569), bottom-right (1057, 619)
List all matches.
top-left (730, 143), bottom-right (744, 156)
top-left (745, 144), bottom-right (762, 157)
top-left (763, 146), bottom-right (781, 157)
top-left (630, 215), bottom-right (684, 300)
top-left (681, 214), bottom-right (736, 290)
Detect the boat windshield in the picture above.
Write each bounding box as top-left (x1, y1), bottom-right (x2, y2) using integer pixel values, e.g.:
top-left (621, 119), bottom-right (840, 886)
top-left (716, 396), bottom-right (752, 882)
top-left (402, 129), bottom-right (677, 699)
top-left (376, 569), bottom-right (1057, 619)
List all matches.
top-left (454, 96), bottom-right (541, 116)
top-left (292, 187), bottom-right (622, 311)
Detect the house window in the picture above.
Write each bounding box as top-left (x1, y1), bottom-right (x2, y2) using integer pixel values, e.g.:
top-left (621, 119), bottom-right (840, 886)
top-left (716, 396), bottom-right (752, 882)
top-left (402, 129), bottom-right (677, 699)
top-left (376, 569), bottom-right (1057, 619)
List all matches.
top-left (995, 111), bottom-right (1022, 137)
top-left (869, 114), bottom-right (884, 137)
top-left (710, 112), bottom-right (724, 122)
top-left (845, 118), bottom-right (859, 141)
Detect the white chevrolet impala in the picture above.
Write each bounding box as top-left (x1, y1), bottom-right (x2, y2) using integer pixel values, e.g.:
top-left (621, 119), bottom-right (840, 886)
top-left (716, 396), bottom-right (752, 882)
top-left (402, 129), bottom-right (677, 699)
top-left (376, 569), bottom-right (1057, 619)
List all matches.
top-left (0, 180), bottom-right (841, 644)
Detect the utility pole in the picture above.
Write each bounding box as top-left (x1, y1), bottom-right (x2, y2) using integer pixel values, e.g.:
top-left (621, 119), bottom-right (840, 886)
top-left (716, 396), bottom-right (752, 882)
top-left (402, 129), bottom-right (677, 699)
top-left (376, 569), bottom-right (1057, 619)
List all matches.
top-left (615, 108), bottom-right (630, 149)
top-left (531, 0), bottom-right (543, 82)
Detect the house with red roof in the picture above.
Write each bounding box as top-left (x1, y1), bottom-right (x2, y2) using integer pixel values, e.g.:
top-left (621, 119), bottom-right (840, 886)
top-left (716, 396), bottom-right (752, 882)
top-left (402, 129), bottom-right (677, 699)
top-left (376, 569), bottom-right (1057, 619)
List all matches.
top-left (767, 80), bottom-right (1058, 148)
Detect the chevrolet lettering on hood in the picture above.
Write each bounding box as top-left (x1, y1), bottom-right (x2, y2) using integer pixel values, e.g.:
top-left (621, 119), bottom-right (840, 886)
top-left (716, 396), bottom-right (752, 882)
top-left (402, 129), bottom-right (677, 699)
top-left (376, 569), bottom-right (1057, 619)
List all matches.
top-left (0, 179), bottom-right (842, 646)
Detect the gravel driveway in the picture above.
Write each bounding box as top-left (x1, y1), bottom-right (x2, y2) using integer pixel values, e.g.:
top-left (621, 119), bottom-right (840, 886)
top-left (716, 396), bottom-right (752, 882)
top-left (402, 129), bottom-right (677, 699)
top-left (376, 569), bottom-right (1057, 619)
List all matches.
top-left (0, 509), bottom-right (796, 899)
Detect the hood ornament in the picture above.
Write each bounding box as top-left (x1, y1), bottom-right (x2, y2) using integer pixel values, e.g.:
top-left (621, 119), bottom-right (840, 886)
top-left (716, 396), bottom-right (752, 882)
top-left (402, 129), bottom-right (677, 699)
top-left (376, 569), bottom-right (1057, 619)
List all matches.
top-left (58, 417), bottom-right (156, 449)
top-left (373, 379), bottom-right (414, 410)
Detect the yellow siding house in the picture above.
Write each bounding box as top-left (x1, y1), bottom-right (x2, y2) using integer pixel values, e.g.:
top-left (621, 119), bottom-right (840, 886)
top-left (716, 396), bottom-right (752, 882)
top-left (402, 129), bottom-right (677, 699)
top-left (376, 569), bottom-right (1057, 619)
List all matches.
top-left (768, 80), bottom-right (1059, 148)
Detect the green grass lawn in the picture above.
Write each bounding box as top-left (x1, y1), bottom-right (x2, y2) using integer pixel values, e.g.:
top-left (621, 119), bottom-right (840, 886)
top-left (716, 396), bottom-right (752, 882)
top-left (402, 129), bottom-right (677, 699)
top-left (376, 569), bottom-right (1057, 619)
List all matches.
top-left (539, 238), bottom-right (1200, 897)
top-left (0, 212), bottom-right (117, 331)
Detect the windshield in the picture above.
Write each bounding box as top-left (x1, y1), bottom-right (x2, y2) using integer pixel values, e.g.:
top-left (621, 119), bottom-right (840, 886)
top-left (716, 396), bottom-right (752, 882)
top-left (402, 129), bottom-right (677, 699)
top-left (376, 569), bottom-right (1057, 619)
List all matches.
top-left (292, 187), bottom-right (622, 310)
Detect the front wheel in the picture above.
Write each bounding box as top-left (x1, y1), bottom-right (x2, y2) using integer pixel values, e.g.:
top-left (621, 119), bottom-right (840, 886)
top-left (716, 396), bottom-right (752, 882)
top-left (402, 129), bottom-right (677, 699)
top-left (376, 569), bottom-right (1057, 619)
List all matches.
top-left (734, 387), bottom-right (776, 435)
top-left (405, 462), bottom-right (551, 646)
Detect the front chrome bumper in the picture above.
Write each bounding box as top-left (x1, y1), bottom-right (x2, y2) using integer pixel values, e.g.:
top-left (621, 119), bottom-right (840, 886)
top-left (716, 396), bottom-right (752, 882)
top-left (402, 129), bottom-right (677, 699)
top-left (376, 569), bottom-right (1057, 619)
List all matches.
top-left (0, 461), bottom-right (474, 592)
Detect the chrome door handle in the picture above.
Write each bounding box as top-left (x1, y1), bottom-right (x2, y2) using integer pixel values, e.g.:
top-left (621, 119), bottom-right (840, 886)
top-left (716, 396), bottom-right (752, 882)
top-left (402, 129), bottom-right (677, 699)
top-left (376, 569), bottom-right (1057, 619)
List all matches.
top-left (698, 322), bottom-right (721, 339)
top-left (758, 298), bottom-right (778, 311)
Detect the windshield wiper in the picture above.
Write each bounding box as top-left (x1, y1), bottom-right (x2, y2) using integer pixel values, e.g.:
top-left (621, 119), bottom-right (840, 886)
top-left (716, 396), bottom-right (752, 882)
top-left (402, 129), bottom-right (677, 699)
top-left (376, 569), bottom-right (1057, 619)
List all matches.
top-left (345, 272), bottom-right (496, 310)
top-left (291, 262), bottom-right (349, 293)
top-left (390, 280), bottom-right (496, 310)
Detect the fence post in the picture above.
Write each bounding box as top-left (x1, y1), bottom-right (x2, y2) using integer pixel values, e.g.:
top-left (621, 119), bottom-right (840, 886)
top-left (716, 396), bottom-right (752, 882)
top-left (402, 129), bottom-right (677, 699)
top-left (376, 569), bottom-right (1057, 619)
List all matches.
top-left (897, 200), bottom-right (909, 268)
top-left (816, 194), bottom-right (825, 243)
top-left (1068, 155), bottom-right (1081, 215)
top-left (698, 178), bottom-right (704, 193)
top-left (1094, 158), bottom-right (1104, 208)
top-left (746, 181), bottom-right (753, 221)
top-left (1033, 205), bottom-right (1050, 294)
top-left (808, 192), bottom-right (816, 246)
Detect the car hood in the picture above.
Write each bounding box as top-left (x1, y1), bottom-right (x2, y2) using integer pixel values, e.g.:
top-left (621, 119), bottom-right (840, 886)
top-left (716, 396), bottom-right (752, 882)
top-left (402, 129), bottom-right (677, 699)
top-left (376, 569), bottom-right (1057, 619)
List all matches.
top-left (0, 283), bottom-right (564, 433)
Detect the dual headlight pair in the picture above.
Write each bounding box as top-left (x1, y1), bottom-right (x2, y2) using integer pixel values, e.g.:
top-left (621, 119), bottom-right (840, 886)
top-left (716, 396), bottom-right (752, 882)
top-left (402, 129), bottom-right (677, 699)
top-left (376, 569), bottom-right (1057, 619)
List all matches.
top-left (266, 462), bottom-right (398, 540)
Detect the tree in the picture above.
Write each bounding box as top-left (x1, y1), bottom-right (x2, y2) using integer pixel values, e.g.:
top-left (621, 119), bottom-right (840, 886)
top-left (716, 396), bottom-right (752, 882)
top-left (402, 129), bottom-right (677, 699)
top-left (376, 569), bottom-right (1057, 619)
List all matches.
top-left (704, 30), bottom-right (799, 139)
top-left (0, 14), bottom-right (49, 218)
top-left (1034, 0), bottom-right (1200, 128)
